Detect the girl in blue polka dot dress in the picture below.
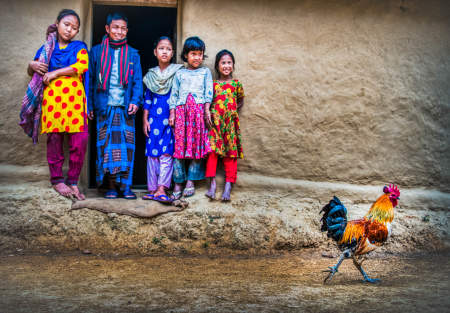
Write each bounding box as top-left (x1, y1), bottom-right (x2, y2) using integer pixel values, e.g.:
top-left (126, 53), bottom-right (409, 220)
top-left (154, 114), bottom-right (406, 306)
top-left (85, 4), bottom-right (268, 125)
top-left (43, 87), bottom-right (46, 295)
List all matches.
top-left (142, 37), bottom-right (182, 202)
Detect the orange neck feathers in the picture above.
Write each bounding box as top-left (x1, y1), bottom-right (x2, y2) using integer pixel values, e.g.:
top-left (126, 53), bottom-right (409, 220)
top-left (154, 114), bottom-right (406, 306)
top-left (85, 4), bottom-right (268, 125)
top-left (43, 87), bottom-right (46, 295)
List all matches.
top-left (365, 194), bottom-right (395, 224)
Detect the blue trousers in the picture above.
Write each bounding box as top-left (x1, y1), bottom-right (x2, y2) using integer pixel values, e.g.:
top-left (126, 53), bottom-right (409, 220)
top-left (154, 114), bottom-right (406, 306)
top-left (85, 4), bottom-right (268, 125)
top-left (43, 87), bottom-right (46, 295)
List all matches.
top-left (172, 159), bottom-right (205, 183)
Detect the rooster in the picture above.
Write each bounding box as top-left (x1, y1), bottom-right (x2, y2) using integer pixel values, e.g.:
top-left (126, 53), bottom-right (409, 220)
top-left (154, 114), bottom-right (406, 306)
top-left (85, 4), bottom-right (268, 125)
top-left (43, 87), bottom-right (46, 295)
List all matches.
top-left (320, 184), bottom-right (400, 283)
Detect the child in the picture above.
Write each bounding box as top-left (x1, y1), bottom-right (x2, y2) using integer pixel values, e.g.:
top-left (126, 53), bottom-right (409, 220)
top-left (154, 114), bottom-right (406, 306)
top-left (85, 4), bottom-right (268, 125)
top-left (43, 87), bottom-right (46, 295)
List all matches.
top-left (21, 9), bottom-right (90, 201)
top-left (168, 36), bottom-right (213, 199)
top-left (205, 50), bottom-right (244, 201)
top-left (142, 36), bottom-right (182, 203)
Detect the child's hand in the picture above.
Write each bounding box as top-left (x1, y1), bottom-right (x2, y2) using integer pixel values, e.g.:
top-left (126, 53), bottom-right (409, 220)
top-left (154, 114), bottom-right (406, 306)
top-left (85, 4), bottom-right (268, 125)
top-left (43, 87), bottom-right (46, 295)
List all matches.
top-left (204, 103), bottom-right (212, 129)
top-left (143, 120), bottom-right (150, 137)
top-left (128, 103), bottom-right (138, 115)
top-left (42, 71), bottom-right (57, 85)
top-left (29, 61), bottom-right (48, 76)
top-left (169, 109), bottom-right (175, 127)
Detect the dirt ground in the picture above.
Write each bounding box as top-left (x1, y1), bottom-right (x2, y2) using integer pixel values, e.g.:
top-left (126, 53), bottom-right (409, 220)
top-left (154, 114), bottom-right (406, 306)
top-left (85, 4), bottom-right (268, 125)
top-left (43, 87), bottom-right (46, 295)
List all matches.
top-left (0, 251), bottom-right (449, 313)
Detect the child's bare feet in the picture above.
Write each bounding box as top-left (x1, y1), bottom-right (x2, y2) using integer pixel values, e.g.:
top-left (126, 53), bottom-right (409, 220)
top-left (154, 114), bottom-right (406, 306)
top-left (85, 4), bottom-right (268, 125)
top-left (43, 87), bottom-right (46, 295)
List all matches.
top-left (205, 177), bottom-right (216, 200)
top-left (70, 185), bottom-right (85, 200)
top-left (53, 183), bottom-right (74, 198)
top-left (183, 180), bottom-right (195, 197)
top-left (221, 182), bottom-right (232, 201)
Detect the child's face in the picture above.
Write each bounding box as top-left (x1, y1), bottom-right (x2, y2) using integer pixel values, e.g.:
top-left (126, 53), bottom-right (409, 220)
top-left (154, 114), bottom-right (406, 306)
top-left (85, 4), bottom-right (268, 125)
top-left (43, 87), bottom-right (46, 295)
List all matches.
top-left (56, 15), bottom-right (79, 42)
top-left (106, 19), bottom-right (128, 42)
top-left (218, 54), bottom-right (234, 78)
top-left (186, 50), bottom-right (204, 69)
top-left (154, 39), bottom-right (173, 64)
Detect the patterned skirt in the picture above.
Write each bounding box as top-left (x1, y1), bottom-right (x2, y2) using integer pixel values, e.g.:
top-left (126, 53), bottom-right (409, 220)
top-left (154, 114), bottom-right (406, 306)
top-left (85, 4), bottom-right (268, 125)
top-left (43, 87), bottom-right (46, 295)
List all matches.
top-left (173, 94), bottom-right (210, 159)
top-left (96, 106), bottom-right (135, 188)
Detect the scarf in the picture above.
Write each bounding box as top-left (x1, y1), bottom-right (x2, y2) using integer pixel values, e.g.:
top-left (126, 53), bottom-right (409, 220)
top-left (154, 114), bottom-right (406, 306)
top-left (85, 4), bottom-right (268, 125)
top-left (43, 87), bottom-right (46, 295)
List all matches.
top-left (98, 35), bottom-right (130, 91)
top-left (143, 63), bottom-right (183, 95)
top-left (49, 41), bottom-right (87, 71)
top-left (19, 25), bottom-right (56, 144)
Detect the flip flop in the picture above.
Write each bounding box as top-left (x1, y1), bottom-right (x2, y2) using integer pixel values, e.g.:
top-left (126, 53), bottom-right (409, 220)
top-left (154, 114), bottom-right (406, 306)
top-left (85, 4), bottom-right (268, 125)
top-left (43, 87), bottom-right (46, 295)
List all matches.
top-left (154, 194), bottom-right (173, 204)
top-left (142, 193), bottom-right (155, 200)
top-left (183, 187), bottom-right (195, 198)
top-left (105, 189), bottom-right (118, 199)
top-left (172, 191), bottom-right (182, 200)
top-left (122, 189), bottom-right (137, 200)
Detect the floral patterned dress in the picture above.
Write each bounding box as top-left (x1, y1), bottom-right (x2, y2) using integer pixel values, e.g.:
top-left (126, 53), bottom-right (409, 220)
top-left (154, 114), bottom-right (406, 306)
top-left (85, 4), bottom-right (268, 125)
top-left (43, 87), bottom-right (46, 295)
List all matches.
top-left (208, 79), bottom-right (244, 158)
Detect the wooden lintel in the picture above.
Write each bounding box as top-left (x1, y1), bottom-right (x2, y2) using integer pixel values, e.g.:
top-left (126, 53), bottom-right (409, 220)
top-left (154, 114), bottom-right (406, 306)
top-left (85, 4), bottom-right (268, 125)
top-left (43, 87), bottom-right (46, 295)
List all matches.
top-left (92, 0), bottom-right (177, 8)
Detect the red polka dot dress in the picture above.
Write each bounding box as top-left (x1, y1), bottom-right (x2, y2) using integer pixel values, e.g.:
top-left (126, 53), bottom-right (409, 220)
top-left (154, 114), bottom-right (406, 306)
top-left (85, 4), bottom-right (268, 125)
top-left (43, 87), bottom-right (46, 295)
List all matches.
top-left (41, 48), bottom-right (89, 133)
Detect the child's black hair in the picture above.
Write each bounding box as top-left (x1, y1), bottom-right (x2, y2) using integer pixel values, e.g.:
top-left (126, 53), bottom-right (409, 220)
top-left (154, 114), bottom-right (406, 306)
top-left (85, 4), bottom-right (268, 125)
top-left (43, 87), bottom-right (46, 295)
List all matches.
top-left (56, 9), bottom-right (80, 26)
top-left (214, 49), bottom-right (235, 77)
top-left (106, 12), bottom-right (128, 26)
top-left (181, 36), bottom-right (206, 62)
top-left (153, 36), bottom-right (173, 49)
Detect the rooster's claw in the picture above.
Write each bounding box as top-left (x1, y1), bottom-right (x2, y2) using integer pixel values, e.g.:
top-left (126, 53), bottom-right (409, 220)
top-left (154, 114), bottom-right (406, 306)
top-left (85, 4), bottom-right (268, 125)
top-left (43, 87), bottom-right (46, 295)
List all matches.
top-left (323, 266), bottom-right (338, 283)
top-left (322, 266), bottom-right (338, 273)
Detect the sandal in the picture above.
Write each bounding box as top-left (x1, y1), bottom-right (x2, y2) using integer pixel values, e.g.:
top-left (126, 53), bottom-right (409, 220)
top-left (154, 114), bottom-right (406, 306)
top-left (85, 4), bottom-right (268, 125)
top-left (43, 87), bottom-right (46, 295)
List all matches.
top-left (172, 191), bottom-right (182, 200)
top-left (122, 189), bottom-right (137, 200)
top-left (105, 189), bottom-right (118, 199)
top-left (154, 194), bottom-right (173, 204)
top-left (142, 193), bottom-right (155, 200)
top-left (183, 187), bottom-right (195, 198)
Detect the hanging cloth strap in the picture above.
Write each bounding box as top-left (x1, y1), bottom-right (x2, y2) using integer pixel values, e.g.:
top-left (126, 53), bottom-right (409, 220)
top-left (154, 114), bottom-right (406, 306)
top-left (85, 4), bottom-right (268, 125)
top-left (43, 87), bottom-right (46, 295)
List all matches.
top-left (98, 35), bottom-right (130, 91)
top-left (19, 24), bottom-right (57, 144)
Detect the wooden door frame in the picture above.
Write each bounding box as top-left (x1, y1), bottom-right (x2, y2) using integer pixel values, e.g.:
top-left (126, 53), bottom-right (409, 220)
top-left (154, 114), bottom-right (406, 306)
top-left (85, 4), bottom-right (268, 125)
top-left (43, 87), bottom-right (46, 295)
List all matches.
top-left (80, 0), bottom-right (181, 188)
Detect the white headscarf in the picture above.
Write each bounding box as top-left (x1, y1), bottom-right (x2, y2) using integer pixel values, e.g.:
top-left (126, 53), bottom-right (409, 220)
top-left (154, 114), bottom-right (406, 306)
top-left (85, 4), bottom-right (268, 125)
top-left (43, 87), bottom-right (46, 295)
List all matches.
top-left (143, 63), bottom-right (183, 95)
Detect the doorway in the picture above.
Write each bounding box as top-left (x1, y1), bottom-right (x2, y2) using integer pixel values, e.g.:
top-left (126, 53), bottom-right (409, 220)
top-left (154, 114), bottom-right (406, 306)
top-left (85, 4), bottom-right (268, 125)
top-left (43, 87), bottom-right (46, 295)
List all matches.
top-left (89, 4), bottom-right (178, 188)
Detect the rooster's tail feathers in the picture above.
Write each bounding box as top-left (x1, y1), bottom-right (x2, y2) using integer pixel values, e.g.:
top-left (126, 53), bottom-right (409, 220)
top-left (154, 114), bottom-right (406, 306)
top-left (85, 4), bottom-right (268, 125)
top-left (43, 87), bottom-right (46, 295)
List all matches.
top-left (320, 196), bottom-right (348, 242)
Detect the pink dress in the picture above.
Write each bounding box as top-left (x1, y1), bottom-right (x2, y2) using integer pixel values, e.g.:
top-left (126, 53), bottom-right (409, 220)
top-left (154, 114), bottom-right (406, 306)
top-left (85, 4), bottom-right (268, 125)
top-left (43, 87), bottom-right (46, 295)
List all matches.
top-left (173, 94), bottom-right (210, 159)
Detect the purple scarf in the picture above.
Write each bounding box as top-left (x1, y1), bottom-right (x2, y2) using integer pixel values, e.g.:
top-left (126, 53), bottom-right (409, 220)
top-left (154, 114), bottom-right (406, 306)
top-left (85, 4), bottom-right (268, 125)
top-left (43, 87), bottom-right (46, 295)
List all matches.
top-left (19, 25), bottom-right (56, 144)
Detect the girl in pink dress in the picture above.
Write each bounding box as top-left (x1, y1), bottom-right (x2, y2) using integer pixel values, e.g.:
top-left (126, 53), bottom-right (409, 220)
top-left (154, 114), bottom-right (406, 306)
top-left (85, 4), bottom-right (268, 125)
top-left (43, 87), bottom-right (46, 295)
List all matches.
top-left (168, 36), bottom-right (213, 199)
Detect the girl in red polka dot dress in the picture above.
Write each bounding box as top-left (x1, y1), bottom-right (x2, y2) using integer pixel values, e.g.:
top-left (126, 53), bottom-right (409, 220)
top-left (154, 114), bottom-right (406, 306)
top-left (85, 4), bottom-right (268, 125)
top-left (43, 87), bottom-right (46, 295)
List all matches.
top-left (27, 9), bottom-right (90, 200)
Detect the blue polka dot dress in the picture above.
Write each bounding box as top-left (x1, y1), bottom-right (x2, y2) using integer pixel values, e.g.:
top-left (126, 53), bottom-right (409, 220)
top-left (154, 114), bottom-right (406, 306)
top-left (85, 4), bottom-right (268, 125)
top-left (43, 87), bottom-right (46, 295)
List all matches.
top-left (144, 89), bottom-right (174, 157)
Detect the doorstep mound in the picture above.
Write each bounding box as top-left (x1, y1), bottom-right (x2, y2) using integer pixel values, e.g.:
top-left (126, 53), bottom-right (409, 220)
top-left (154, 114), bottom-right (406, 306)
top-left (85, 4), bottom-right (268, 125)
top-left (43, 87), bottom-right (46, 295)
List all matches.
top-left (0, 181), bottom-right (448, 255)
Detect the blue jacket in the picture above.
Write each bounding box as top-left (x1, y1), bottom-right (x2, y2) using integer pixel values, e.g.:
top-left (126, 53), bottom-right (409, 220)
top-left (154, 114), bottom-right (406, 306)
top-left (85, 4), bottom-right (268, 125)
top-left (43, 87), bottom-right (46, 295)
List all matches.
top-left (89, 44), bottom-right (143, 116)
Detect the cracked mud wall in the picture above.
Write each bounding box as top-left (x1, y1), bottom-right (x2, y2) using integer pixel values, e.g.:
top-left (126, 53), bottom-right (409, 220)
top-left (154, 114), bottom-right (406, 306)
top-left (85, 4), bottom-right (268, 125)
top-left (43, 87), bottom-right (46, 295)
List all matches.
top-left (181, 0), bottom-right (450, 190)
top-left (1, 0), bottom-right (450, 191)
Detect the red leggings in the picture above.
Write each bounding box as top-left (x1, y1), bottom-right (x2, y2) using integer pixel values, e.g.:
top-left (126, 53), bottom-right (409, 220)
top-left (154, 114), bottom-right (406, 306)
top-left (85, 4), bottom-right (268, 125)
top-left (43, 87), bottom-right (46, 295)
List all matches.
top-left (47, 132), bottom-right (89, 185)
top-left (205, 152), bottom-right (237, 183)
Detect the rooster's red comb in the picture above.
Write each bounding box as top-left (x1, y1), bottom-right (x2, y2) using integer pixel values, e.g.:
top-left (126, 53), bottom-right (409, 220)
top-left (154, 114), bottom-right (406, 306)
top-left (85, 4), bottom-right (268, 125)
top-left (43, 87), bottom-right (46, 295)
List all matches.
top-left (383, 184), bottom-right (400, 196)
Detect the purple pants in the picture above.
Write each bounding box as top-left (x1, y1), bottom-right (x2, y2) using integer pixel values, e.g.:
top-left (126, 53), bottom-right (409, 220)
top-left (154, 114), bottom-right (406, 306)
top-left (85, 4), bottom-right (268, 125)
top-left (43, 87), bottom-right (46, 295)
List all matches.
top-left (147, 154), bottom-right (173, 191)
top-left (47, 132), bottom-right (89, 185)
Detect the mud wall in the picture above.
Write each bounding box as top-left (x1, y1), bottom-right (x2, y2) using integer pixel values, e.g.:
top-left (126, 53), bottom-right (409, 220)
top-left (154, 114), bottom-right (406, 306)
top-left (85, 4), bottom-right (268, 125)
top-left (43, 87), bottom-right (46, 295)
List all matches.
top-left (0, 0), bottom-right (86, 163)
top-left (1, 0), bottom-right (449, 191)
top-left (182, 0), bottom-right (450, 190)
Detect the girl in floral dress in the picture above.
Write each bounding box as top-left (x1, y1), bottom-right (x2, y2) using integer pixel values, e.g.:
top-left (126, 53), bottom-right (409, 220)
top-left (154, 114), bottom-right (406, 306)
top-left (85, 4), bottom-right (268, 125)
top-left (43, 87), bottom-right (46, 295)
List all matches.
top-left (23, 9), bottom-right (90, 200)
top-left (168, 36), bottom-right (213, 199)
top-left (205, 50), bottom-right (244, 201)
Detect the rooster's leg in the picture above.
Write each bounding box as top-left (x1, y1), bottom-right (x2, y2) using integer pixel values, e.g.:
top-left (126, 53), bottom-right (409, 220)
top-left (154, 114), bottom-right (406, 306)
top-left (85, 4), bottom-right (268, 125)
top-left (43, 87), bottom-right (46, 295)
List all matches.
top-left (352, 256), bottom-right (380, 283)
top-left (323, 249), bottom-right (351, 283)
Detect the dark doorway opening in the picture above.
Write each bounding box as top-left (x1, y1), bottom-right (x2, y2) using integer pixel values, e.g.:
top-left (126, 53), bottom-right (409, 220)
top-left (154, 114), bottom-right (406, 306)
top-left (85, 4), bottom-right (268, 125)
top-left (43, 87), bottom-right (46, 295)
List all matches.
top-left (89, 4), bottom-right (177, 188)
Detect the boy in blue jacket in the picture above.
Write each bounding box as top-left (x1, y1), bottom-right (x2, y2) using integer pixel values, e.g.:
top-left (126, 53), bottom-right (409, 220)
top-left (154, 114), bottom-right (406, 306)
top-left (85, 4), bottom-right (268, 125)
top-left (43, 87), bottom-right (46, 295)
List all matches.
top-left (89, 12), bottom-right (143, 199)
